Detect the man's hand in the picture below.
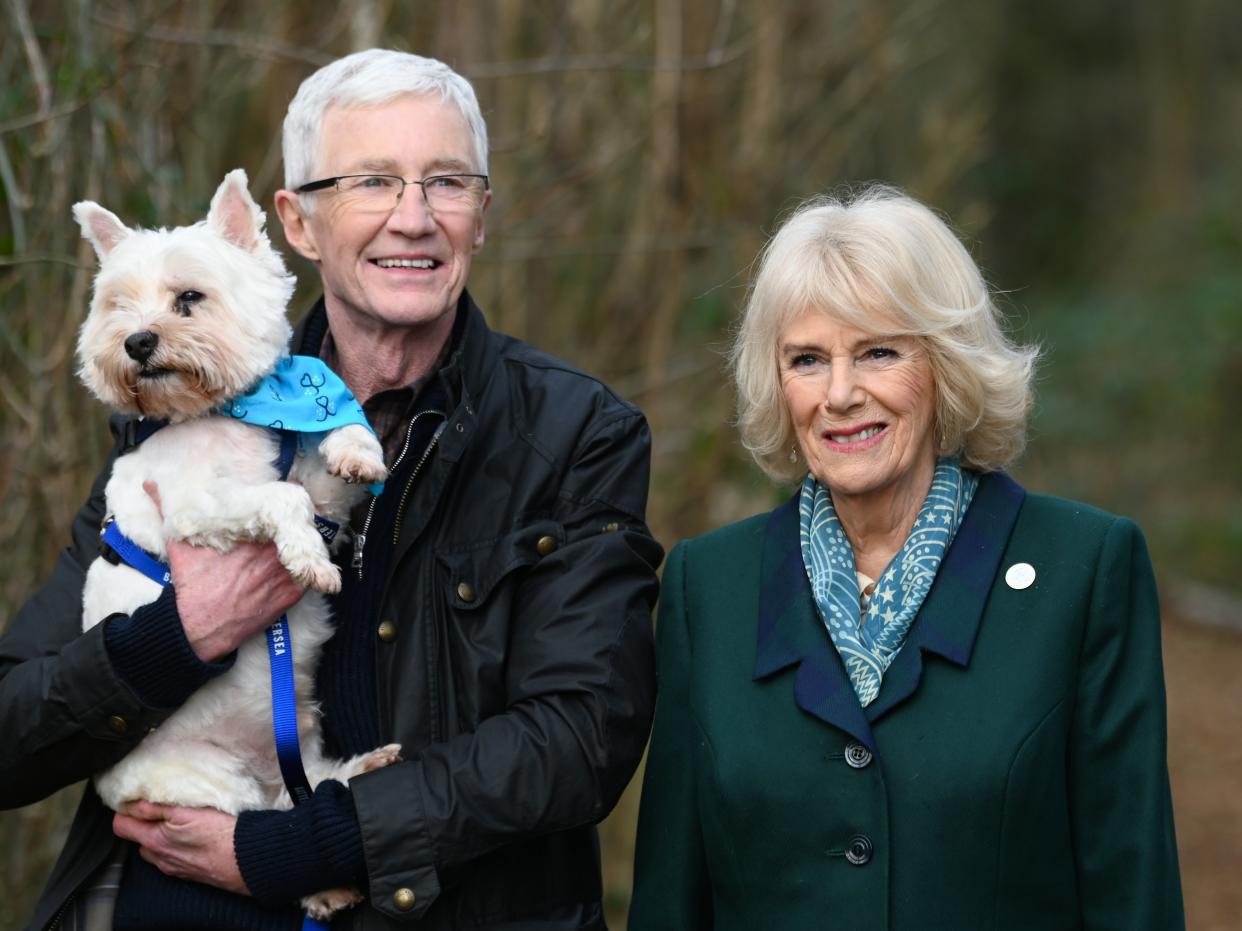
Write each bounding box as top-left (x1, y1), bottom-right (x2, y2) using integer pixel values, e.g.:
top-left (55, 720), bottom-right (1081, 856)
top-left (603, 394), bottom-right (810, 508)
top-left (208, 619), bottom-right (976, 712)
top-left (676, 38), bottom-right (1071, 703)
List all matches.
top-left (113, 801), bottom-right (249, 895)
top-left (144, 481), bottom-right (306, 662)
top-left (168, 538), bottom-right (306, 661)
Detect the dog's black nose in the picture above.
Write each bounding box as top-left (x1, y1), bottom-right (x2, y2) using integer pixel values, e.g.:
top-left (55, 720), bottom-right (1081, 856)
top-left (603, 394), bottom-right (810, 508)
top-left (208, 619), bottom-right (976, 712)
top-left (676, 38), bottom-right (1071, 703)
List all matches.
top-left (124, 330), bottom-right (159, 363)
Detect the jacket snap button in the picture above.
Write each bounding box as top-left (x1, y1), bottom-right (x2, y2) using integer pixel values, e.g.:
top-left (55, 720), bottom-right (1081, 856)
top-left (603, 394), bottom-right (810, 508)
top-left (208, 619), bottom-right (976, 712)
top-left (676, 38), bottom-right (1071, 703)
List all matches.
top-left (108, 715), bottom-right (128, 736)
top-left (845, 834), bottom-right (873, 866)
top-left (536, 535), bottom-right (557, 556)
top-left (377, 620), bottom-right (398, 642)
top-left (602, 521), bottom-right (620, 532)
top-left (844, 741), bottom-right (873, 769)
top-left (457, 582), bottom-right (476, 603)
top-left (393, 887), bottom-right (416, 911)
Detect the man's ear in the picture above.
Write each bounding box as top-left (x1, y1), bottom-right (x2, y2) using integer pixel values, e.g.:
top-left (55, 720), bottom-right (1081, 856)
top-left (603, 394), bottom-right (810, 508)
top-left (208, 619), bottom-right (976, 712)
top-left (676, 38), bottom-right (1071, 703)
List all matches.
top-left (471, 189), bottom-right (492, 253)
top-left (274, 189), bottom-right (322, 263)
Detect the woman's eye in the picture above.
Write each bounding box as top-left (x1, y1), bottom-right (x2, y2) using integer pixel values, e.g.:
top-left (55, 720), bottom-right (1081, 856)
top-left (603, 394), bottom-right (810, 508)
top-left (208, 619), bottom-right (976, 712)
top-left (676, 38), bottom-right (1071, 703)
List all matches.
top-left (862, 346), bottom-right (899, 362)
top-left (788, 353), bottom-right (822, 371)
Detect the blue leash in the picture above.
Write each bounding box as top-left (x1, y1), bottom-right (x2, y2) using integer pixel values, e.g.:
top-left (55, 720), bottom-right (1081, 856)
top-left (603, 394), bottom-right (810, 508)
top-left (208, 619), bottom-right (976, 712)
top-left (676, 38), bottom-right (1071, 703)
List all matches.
top-left (101, 517), bottom-right (337, 931)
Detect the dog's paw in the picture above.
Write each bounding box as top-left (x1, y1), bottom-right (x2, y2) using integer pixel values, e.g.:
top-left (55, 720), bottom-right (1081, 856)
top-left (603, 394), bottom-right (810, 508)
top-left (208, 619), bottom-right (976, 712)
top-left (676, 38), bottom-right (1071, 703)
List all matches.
top-left (302, 886), bottom-right (364, 920)
top-left (326, 448), bottom-right (388, 485)
top-left (320, 424), bottom-right (388, 485)
top-left (286, 553), bottom-right (341, 594)
top-left (359, 743), bottom-right (403, 774)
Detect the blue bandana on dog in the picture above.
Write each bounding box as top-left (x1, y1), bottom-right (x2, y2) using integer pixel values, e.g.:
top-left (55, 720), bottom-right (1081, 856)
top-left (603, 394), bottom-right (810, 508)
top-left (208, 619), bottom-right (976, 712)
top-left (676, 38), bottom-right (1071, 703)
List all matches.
top-left (219, 355), bottom-right (382, 491)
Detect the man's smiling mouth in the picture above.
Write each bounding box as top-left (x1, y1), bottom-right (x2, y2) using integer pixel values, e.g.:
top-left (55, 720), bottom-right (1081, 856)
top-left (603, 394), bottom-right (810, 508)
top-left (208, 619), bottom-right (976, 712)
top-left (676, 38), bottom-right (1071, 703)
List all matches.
top-left (374, 258), bottom-right (438, 269)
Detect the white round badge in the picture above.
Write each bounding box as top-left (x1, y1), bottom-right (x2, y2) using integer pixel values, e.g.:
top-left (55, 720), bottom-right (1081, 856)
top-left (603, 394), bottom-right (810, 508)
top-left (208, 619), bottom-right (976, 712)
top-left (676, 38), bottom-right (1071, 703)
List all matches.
top-left (1005, 562), bottom-right (1036, 590)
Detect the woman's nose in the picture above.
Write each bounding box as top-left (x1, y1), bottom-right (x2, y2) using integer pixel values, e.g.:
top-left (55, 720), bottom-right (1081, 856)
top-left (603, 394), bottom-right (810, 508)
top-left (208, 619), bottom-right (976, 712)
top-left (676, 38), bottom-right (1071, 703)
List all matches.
top-left (823, 363), bottom-right (863, 411)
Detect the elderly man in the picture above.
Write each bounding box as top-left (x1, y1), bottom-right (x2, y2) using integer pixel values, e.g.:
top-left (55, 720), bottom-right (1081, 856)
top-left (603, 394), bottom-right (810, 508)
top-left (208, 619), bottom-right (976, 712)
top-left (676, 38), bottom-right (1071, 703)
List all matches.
top-left (0, 50), bottom-right (661, 930)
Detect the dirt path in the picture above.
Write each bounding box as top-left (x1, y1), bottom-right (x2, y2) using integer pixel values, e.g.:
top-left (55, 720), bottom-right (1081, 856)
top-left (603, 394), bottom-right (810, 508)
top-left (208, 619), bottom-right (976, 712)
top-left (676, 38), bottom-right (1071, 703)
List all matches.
top-left (1164, 615), bottom-right (1242, 930)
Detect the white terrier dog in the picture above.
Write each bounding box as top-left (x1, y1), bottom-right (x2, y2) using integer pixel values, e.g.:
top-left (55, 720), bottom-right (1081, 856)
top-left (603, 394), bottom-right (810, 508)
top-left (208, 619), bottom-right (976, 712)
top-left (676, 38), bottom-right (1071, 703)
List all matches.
top-left (74, 169), bottom-right (396, 918)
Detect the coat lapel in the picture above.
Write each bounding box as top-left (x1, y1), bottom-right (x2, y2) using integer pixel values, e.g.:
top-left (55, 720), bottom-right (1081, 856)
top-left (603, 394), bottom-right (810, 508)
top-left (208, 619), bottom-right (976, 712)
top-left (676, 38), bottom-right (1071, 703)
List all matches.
top-left (753, 494), bottom-right (877, 750)
top-left (864, 471), bottom-right (1025, 721)
top-left (752, 472), bottom-right (1027, 749)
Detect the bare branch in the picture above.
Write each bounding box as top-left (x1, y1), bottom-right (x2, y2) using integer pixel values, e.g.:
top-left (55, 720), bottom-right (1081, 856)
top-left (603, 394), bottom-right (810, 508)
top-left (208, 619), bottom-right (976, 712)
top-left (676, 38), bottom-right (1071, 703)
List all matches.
top-left (465, 35), bottom-right (753, 79)
top-left (91, 11), bottom-right (335, 66)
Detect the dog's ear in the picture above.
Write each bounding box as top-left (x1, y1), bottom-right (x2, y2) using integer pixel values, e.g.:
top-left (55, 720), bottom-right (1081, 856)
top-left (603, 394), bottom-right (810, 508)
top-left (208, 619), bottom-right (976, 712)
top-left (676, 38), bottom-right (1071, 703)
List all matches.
top-left (207, 168), bottom-right (266, 253)
top-left (72, 202), bottom-right (131, 259)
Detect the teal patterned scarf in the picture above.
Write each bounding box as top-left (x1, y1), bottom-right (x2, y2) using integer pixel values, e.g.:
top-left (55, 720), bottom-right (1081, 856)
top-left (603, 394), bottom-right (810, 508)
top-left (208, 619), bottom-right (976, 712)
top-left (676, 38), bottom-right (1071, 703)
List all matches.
top-left (798, 458), bottom-right (979, 707)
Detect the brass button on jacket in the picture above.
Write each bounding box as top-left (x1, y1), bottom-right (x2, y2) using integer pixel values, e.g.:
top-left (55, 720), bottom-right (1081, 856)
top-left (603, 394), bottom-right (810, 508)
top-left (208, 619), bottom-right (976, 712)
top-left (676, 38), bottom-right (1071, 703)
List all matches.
top-left (536, 535), bottom-right (557, 556)
top-left (393, 887), bottom-right (416, 911)
top-left (377, 620), bottom-right (398, 643)
top-left (107, 715), bottom-right (128, 736)
top-left (456, 582), bottom-right (476, 603)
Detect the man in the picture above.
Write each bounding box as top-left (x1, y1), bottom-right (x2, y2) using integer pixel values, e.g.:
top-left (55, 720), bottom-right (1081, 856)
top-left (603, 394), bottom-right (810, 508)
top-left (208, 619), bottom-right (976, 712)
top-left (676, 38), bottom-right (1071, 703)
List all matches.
top-left (0, 49), bottom-right (661, 929)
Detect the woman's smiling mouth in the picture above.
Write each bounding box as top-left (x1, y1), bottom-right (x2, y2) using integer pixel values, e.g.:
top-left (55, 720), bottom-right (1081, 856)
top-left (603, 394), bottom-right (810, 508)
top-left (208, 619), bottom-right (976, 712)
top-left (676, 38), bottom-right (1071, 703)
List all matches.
top-left (823, 423), bottom-right (888, 450)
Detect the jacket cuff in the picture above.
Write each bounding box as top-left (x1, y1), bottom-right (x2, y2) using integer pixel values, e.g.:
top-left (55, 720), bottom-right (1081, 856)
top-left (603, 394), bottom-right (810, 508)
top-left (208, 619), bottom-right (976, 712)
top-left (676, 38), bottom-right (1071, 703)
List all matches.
top-left (235, 780), bottom-right (367, 903)
top-left (103, 586), bottom-right (233, 708)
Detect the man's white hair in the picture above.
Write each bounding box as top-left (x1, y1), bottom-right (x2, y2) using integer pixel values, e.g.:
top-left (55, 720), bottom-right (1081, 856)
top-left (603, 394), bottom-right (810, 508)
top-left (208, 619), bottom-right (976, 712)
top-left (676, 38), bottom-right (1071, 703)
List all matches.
top-left (282, 49), bottom-right (489, 192)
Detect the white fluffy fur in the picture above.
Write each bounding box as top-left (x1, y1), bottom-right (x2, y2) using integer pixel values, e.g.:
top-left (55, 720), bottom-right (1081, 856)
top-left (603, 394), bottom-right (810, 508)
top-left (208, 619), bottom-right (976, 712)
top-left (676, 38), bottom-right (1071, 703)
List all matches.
top-left (74, 170), bottom-right (394, 919)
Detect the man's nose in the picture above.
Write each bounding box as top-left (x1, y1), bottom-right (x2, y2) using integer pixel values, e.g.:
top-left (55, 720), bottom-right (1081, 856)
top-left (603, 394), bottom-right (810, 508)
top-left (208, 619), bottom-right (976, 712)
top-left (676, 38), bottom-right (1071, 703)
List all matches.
top-left (386, 184), bottom-right (437, 234)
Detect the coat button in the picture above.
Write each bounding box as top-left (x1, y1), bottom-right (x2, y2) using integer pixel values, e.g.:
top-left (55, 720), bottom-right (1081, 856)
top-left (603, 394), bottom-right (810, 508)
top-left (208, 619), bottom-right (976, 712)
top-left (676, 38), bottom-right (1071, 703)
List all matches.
top-left (377, 620), bottom-right (398, 642)
top-left (393, 887), bottom-right (416, 911)
top-left (108, 715), bottom-right (128, 736)
top-left (845, 834), bottom-right (873, 865)
top-left (536, 535), bottom-right (557, 556)
top-left (602, 521), bottom-right (620, 532)
top-left (844, 741), bottom-right (873, 769)
top-left (456, 582), bottom-right (476, 603)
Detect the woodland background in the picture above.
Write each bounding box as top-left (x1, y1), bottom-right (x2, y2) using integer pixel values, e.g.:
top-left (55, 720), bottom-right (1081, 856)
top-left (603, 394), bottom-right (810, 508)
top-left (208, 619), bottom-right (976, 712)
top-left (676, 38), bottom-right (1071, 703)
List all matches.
top-left (1, 1), bottom-right (1239, 928)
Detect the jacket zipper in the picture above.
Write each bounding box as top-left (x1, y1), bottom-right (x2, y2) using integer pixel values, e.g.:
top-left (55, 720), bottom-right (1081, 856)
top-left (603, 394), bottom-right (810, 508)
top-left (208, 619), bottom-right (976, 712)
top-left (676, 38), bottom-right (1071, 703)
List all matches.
top-left (352, 410), bottom-right (446, 579)
top-left (392, 419), bottom-right (449, 546)
top-left (46, 897), bottom-right (70, 930)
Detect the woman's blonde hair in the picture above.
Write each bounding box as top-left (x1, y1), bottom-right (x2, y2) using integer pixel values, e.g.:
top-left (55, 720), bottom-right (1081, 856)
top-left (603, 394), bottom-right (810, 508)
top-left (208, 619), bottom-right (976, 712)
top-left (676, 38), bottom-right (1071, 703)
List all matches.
top-left (731, 184), bottom-right (1038, 483)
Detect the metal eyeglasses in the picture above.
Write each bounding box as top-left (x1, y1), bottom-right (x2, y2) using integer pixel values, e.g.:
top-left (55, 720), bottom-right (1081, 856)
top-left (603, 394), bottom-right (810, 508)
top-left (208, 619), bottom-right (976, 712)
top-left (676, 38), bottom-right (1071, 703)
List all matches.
top-left (295, 173), bottom-right (489, 213)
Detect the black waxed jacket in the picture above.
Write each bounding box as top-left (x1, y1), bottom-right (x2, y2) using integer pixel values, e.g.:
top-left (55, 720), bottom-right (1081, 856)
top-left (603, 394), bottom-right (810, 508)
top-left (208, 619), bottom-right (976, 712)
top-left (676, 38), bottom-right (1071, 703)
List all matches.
top-left (0, 293), bottom-right (663, 930)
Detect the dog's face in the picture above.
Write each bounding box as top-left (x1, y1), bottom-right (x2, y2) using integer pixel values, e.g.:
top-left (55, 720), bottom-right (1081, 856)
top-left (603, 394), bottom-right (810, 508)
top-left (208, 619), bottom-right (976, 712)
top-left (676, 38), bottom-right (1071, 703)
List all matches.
top-left (74, 170), bottom-right (296, 421)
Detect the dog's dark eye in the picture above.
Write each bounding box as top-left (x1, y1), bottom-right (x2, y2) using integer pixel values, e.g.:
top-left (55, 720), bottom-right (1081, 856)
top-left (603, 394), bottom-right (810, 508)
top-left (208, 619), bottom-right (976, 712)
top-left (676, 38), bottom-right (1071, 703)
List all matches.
top-left (174, 290), bottom-right (204, 316)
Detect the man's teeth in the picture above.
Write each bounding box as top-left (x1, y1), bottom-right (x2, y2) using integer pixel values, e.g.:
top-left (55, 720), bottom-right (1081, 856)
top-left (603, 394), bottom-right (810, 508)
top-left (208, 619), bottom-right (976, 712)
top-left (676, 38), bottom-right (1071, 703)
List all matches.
top-left (376, 258), bottom-right (435, 268)
top-left (830, 425), bottom-right (884, 443)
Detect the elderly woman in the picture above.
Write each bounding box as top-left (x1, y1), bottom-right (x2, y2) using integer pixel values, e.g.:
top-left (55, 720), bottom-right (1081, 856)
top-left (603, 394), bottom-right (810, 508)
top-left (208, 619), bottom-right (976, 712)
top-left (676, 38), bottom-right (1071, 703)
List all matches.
top-left (629, 186), bottom-right (1183, 930)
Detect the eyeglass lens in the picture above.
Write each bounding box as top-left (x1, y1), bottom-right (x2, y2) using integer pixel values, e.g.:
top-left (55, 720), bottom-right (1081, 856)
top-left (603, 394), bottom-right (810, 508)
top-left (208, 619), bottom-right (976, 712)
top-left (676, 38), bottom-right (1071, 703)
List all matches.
top-left (336, 174), bottom-right (485, 211)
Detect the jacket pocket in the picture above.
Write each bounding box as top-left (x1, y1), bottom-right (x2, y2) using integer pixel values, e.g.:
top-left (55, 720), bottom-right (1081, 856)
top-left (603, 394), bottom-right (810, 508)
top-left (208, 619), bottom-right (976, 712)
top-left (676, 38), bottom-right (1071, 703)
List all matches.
top-left (435, 519), bottom-right (565, 611)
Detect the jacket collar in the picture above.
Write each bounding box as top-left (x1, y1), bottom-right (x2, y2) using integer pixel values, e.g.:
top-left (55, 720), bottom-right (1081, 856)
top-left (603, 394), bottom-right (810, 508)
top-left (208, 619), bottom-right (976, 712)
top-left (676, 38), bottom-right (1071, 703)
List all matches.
top-left (752, 471), bottom-right (1026, 750)
top-left (292, 289), bottom-right (501, 464)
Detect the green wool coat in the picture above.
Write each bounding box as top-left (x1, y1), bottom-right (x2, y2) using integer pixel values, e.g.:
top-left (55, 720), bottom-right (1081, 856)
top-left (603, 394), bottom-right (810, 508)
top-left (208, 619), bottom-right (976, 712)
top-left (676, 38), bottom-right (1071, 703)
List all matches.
top-left (630, 472), bottom-right (1183, 930)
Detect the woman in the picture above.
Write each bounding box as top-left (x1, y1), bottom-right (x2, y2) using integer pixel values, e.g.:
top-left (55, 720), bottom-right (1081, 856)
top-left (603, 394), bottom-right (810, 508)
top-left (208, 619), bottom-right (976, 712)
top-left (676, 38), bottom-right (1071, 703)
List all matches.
top-left (629, 186), bottom-right (1183, 930)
